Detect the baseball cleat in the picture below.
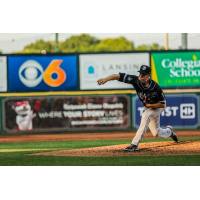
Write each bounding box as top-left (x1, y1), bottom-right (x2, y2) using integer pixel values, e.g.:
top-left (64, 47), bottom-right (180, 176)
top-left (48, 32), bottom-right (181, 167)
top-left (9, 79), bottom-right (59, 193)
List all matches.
top-left (167, 125), bottom-right (178, 142)
top-left (124, 144), bottom-right (139, 151)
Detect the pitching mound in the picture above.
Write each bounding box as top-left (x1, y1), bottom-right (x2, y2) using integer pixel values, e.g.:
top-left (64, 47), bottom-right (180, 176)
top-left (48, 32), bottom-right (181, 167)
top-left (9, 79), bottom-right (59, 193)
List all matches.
top-left (29, 141), bottom-right (200, 157)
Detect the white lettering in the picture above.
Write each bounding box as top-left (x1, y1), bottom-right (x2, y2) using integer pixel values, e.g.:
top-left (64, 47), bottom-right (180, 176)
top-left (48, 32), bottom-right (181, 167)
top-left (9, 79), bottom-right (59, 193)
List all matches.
top-left (87, 103), bottom-right (102, 109)
top-left (161, 106), bottom-right (179, 117)
top-left (102, 64), bottom-right (140, 71)
top-left (38, 111), bottom-right (63, 118)
top-left (191, 70), bottom-right (197, 76)
top-left (38, 112), bottom-right (49, 118)
top-left (160, 57), bottom-right (200, 80)
top-left (103, 103), bottom-right (123, 109)
top-left (165, 107), bottom-right (172, 117)
top-left (161, 58), bottom-right (200, 69)
top-left (83, 111), bottom-right (105, 117)
top-left (138, 107), bottom-right (145, 116)
top-left (171, 107), bottom-right (178, 116)
top-left (162, 59), bottom-right (170, 68)
top-left (170, 68), bottom-right (200, 78)
top-left (170, 69), bottom-right (180, 77)
top-left (108, 110), bottom-right (123, 117)
top-left (71, 119), bottom-right (124, 125)
top-left (63, 104), bottom-right (86, 110)
top-left (63, 111), bottom-right (82, 118)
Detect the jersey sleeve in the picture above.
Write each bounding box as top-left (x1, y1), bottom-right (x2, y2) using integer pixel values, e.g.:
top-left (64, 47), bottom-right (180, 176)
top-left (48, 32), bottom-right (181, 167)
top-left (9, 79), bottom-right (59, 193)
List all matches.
top-left (157, 87), bottom-right (166, 104)
top-left (118, 73), bottom-right (137, 84)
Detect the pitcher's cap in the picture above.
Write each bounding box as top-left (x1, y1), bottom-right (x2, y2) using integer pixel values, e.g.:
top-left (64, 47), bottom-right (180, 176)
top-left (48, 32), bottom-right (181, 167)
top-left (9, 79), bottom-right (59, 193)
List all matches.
top-left (138, 65), bottom-right (151, 75)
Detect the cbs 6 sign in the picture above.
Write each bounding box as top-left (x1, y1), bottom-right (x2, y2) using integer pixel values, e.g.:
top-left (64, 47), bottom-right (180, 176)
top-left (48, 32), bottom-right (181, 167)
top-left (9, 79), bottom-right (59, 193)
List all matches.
top-left (19, 60), bottom-right (66, 87)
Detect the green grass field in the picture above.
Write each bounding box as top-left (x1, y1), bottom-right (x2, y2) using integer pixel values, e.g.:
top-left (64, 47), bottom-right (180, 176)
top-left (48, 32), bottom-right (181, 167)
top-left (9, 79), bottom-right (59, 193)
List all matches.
top-left (0, 137), bottom-right (200, 166)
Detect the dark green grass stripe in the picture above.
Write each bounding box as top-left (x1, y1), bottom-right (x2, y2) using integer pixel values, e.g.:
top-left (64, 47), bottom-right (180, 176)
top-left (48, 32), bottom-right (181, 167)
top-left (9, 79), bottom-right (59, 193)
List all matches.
top-left (0, 137), bottom-right (199, 150)
top-left (1, 154), bottom-right (200, 166)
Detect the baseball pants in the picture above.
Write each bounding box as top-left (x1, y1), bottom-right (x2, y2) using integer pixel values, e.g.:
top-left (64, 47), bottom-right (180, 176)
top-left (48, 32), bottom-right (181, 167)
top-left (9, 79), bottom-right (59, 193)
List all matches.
top-left (132, 107), bottom-right (172, 146)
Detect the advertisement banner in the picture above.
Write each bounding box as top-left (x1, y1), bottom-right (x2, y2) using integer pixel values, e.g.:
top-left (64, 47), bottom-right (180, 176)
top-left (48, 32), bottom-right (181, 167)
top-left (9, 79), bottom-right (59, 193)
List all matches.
top-left (0, 56), bottom-right (7, 92)
top-left (8, 55), bottom-right (77, 91)
top-left (151, 52), bottom-right (200, 88)
top-left (79, 53), bottom-right (149, 90)
top-left (132, 94), bottom-right (200, 129)
top-left (3, 95), bottom-right (130, 133)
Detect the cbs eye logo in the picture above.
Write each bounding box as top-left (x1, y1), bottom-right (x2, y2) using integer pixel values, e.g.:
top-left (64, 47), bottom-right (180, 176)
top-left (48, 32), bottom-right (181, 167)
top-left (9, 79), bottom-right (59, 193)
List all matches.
top-left (19, 60), bottom-right (66, 87)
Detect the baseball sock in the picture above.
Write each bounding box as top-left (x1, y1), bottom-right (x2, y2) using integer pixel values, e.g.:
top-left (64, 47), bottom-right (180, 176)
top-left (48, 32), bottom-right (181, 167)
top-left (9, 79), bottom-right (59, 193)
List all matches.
top-left (157, 128), bottom-right (172, 138)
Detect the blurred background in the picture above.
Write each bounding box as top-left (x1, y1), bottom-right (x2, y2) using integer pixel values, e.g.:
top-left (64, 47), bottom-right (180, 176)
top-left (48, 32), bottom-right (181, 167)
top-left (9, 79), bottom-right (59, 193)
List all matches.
top-left (0, 33), bottom-right (198, 54)
top-left (0, 33), bottom-right (199, 135)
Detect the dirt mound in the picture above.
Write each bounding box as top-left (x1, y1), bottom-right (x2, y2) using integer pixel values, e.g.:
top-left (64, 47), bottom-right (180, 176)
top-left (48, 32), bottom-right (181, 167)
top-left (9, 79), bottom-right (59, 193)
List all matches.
top-left (30, 141), bottom-right (200, 157)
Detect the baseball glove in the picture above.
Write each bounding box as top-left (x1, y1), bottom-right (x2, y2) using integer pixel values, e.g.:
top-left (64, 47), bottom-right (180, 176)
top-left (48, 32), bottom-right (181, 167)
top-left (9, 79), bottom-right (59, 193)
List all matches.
top-left (143, 91), bottom-right (158, 104)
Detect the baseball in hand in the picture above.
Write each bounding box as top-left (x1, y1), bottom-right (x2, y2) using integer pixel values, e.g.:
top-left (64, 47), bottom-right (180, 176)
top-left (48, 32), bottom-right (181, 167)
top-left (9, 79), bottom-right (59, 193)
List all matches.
top-left (41, 50), bottom-right (46, 55)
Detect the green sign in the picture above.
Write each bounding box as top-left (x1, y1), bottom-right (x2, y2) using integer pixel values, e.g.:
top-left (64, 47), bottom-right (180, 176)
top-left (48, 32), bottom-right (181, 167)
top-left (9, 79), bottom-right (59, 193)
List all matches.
top-left (151, 52), bottom-right (200, 87)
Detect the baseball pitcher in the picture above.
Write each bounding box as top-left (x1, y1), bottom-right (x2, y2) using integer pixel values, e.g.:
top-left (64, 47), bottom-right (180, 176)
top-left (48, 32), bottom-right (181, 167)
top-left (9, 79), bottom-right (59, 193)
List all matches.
top-left (97, 65), bottom-right (178, 152)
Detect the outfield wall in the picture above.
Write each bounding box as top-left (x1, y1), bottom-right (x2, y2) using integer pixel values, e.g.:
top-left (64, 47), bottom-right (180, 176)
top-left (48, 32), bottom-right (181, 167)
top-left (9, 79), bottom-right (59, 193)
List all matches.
top-left (0, 89), bottom-right (199, 135)
top-left (0, 50), bottom-right (200, 93)
top-left (0, 51), bottom-right (200, 134)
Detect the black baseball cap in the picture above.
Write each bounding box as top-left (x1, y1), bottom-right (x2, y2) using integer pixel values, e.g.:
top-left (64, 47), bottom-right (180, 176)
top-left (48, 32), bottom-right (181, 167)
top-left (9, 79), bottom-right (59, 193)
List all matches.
top-left (138, 65), bottom-right (151, 75)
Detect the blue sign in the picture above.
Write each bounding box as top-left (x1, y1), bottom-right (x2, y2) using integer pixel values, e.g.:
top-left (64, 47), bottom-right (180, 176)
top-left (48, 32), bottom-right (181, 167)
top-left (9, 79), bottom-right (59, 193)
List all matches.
top-left (133, 94), bottom-right (199, 129)
top-left (8, 56), bottom-right (77, 91)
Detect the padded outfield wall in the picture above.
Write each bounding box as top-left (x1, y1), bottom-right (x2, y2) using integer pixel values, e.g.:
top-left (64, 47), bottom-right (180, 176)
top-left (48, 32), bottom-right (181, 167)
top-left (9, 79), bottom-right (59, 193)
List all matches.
top-left (0, 91), bottom-right (132, 135)
top-left (0, 89), bottom-right (199, 135)
top-left (0, 51), bottom-right (200, 134)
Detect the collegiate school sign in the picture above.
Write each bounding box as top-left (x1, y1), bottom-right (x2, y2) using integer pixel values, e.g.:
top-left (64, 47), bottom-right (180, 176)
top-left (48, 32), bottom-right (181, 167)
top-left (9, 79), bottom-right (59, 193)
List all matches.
top-left (151, 52), bottom-right (200, 88)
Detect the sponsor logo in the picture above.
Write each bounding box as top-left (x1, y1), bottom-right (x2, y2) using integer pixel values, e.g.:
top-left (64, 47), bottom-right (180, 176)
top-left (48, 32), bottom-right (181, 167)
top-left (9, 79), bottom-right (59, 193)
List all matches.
top-left (180, 103), bottom-right (195, 119)
top-left (84, 62), bottom-right (98, 78)
top-left (84, 62), bottom-right (145, 77)
top-left (137, 103), bottom-right (196, 119)
top-left (161, 55), bottom-right (200, 78)
top-left (19, 59), bottom-right (66, 87)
